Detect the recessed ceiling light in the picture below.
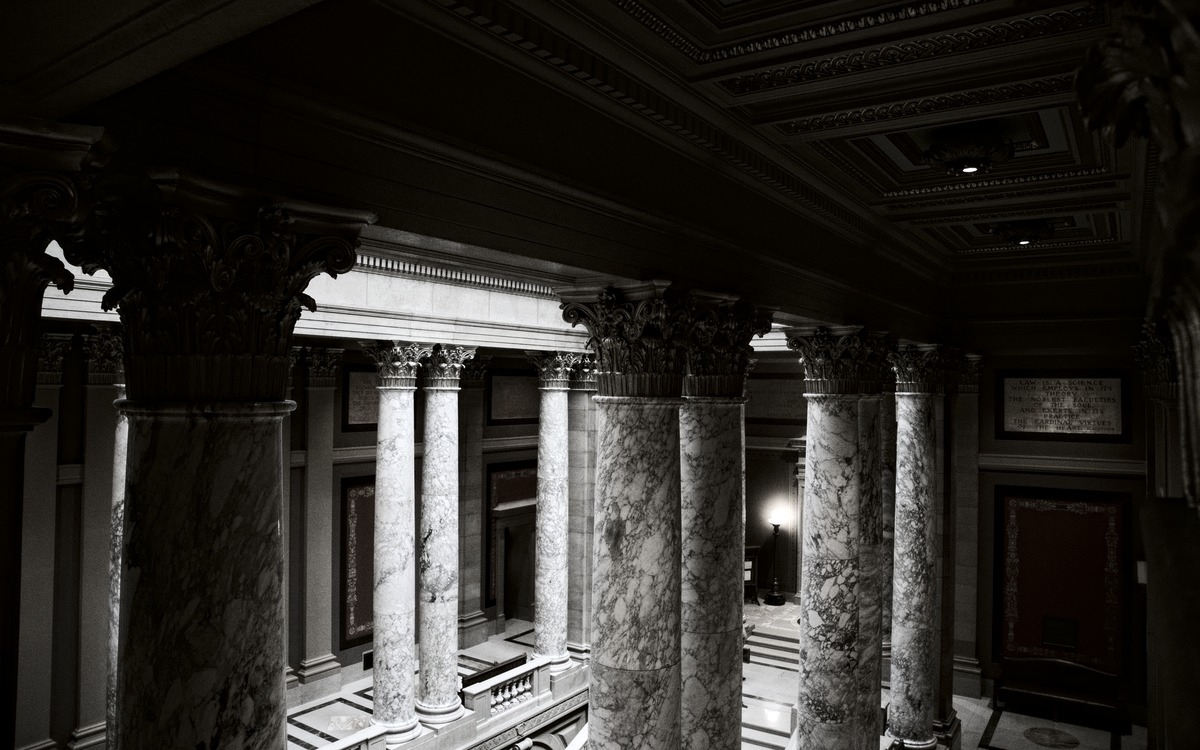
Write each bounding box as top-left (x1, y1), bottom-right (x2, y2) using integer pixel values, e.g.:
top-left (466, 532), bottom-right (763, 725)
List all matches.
top-left (1018, 239), bottom-right (1031, 245)
top-left (961, 166), bottom-right (979, 173)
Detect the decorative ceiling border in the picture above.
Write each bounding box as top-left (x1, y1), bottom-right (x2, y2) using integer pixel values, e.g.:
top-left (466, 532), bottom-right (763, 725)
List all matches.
top-left (882, 151), bottom-right (1111, 198)
top-left (776, 74), bottom-right (1075, 135)
top-left (719, 4), bottom-right (1102, 95)
top-left (955, 235), bottom-right (1118, 255)
top-left (420, 0), bottom-right (876, 239)
top-left (356, 250), bottom-right (559, 299)
top-left (611, 0), bottom-right (998, 64)
top-left (888, 181), bottom-right (1123, 210)
top-left (906, 202), bottom-right (1120, 225)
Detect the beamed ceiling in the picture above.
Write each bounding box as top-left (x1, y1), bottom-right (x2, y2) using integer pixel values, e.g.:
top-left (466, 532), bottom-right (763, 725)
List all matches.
top-left (0, 0), bottom-right (1154, 349)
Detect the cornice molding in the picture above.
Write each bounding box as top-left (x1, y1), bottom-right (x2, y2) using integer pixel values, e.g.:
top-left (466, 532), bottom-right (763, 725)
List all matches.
top-left (882, 166), bottom-right (1110, 199)
top-left (718, 5), bottom-right (1102, 95)
top-left (612, 0), bottom-right (999, 65)
top-left (776, 74), bottom-right (1075, 136)
top-left (906, 202), bottom-right (1119, 226)
top-left (887, 180), bottom-right (1123, 210)
top-left (356, 250), bottom-right (559, 299)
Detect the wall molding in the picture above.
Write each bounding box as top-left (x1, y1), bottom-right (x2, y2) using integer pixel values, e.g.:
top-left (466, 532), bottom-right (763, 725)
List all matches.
top-left (289, 435), bottom-right (538, 467)
top-left (978, 453), bottom-right (1146, 476)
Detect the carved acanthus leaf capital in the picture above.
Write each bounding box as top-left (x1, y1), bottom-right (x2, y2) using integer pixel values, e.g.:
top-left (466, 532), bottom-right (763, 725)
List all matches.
top-left (960, 354), bottom-right (983, 394)
top-left (461, 355), bottom-right (492, 388)
top-left (570, 354), bottom-right (598, 391)
top-left (305, 347), bottom-right (343, 386)
top-left (888, 345), bottom-right (947, 394)
top-left (1135, 319), bottom-right (1178, 401)
top-left (57, 172), bottom-right (374, 401)
top-left (363, 340), bottom-right (431, 388)
top-left (527, 351), bottom-right (581, 389)
top-left (421, 344), bottom-right (476, 389)
top-left (560, 281), bottom-right (691, 397)
top-left (684, 296), bottom-right (773, 397)
top-left (784, 325), bottom-right (877, 394)
top-left (85, 324), bottom-right (124, 384)
top-left (37, 333), bottom-right (72, 383)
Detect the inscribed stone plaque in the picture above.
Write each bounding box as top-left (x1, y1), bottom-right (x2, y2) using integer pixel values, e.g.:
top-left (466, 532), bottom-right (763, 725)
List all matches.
top-left (745, 377), bottom-right (805, 424)
top-left (1002, 376), bottom-right (1122, 436)
top-left (346, 370), bottom-right (380, 426)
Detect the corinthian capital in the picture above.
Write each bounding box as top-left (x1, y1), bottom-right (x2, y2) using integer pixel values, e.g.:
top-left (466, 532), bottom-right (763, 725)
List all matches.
top-left (57, 171), bottom-right (374, 402)
top-left (527, 351), bottom-right (581, 389)
top-left (888, 344), bottom-right (948, 394)
top-left (784, 325), bottom-right (870, 394)
top-left (683, 294), bottom-right (773, 397)
top-left (421, 344), bottom-right (476, 389)
top-left (363, 340), bottom-right (431, 389)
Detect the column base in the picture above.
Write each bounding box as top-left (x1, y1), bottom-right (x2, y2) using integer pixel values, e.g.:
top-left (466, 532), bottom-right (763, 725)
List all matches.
top-left (458, 611), bottom-right (490, 649)
top-left (66, 722), bottom-right (106, 750)
top-left (296, 654), bottom-right (341, 683)
top-left (376, 716), bottom-right (422, 746)
top-left (535, 650), bottom-right (572, 673)
top-left (566, 641), bottom-right (591, 660)
top-left (884, 729), bottom-right (937, 750)
top-left (933, 710), bottom-right (962, 750)
top-left (416, 699), bottom-right (466, 727)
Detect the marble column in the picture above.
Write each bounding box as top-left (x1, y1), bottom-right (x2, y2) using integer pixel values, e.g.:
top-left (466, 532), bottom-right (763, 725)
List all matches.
top-left (77, 326), bottom-right (122, 749)
top-left (854, 333), bottom-right (890, 750)
top-left (365, 341), bottom-right (429, 744)
top-left (885, 345), bottom-right (944, 750)
top-left (16, 335), bottom-right (70, 750)
top-left (283, 348), bottom-right (299, 691)
top-left (785, 326), bottom-right (870, 748)
top-left (417, 343), bottom-right (475, 726)
top-left (880, 385), bottom-right (897, 659)
top-left (1, 118), bottom-right (102, 746)
top-left (566, 356), bottom-right (597, 658)
top-left (560, 281), bottom-right (690, 748)
top-left (296, 347), bottom-right (343, 691)
top-left (680, 300), bottom-right (769, 750)
top-left (528, 351), bottom-right (580, 671)
top-left (458, 356), bottom-right (490, 648)
top-left (60, 171), bottom-right (372, 748)
top-left (101, 328), bottom-right (130, 750)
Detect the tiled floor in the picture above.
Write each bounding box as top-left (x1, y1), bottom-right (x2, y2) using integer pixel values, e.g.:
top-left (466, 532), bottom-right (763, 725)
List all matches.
top-left (741, 598), bottom-right (1149, 750)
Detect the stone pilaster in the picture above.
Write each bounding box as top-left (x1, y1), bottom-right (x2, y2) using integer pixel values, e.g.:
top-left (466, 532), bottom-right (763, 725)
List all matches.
top-left (1, 118), bottom-right (104, 745)
top-left (417, 343), bottom-right (475, 726)
top-left (59, 169), bottom-right (372, 748)
top-left (298, 346), bottom-right (343, 690)
top-left (1136, 321), bottom-right (1184, 499)
top-left (528, 351), bottom-right (580, 671)
top-left (885, 345), bottom-right (945, 750)
top-left (560, 281), bottom-right (689, 748)
top-left (16, 333), bottom-right (70, 750)
top-left (784, 325), bottom-right (877, 748)
top-left (679, 299), bottom-right (770, 750)
top-left (458, 355), bottom-right (491, 648)
top-left (364, 341), bottom-right (429, 745)
top-left (934, 352), bottom-right (963, 750)
top-left (566, 355), bottom-right (597, 659)
top-left (76, 326), bottom-right (123, 750)
top-left (951, 355), bottom-right (983, 698)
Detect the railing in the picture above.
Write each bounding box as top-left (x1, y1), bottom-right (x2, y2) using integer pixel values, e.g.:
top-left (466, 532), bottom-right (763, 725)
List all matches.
top-left (462, 654), bottom-right (554, 727)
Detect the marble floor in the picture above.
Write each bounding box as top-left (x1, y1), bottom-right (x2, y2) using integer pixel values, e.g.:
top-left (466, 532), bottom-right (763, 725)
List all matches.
top-left (741, 596), bottom-right (1149, 750)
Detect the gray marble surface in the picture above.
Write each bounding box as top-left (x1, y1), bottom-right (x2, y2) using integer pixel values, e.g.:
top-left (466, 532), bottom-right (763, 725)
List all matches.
top-left (857, 395), bottom-right (884, 749)
top-left (116, 402), bottom-right (291, 748)
top-left (372, 386), bottom-right (421, 741)
top-left (887, 392), bottom-right (939, 748)
top-left (591, 397), bottom-right (682, 748)
top-left (880, 393), bottom-right (897, 646)
top-left (796, 394), bottom-right (861, 748)
top-left (418, 386), bottom-right (464, 723)
top-left (680, 398), bottom-right (745, 750)
top-left (534, 386), bottom-right (571, 668)
top-left (566, 385), bottom-right (596, 655)
top-left (107, 384), bottom-right (128, 750)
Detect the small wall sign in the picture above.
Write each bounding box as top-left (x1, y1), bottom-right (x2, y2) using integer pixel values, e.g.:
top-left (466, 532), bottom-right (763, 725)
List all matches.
top-left (996, 370), bottom-right (1130, 442)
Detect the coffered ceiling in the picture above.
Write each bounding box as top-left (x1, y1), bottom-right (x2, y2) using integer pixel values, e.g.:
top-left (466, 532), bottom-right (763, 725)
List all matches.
top-left (0, 0), bottom-right (1153, 348)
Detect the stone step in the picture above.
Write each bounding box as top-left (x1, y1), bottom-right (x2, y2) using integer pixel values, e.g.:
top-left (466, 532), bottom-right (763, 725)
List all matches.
top-left (741, 726), bottom-right (790, 750)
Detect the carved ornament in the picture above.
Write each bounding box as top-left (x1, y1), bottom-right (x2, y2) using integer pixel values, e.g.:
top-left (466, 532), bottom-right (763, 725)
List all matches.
top-left (37, 333), bottom-right (72, 383)
top-left (527, 351), bottom-right (581, 390)
top-left (363, 340), bottom-right (431, 389)
top-left (421, 344), bottom-right (476, 389)
top-left (785, 325), bottom-right (881, 394)
top-left (683, 296), bottom-right (773, 397)
top-left (85, 324), bottom-right (124, 384)
top-left (570, 354), bottom-right (598, 391)
top-left (1134, 320), bottom-right (1178, 401)
top-left (461, 354), bottom-right (493, 389)
top-left (59, 171), bottom-right (373, 402)
top-left (888, 345), bottom-right (949, 394)
top-left (304, 347), bottom-right (343, 388)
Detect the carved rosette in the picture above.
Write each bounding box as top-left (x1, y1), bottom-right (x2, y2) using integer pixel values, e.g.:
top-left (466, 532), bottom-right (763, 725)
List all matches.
top-left (305, 348), bottom-right (343, 388)
top-left (58, 172), bottom-right (374, 402)
top-left (362, 341), bottom-right (431, 389)
top-left (570, 354), bottom-right (598, 391)
top-left (784, 325), bottom-right (871, 394)
top-left (527, 351), bottom-right (581, 390)
top-left (460, 355), bottom-right (492, 389)
top-left (683, 296), bottom-right (773, 398)
top-left (85, 324), bottom-right (125, 385)
top-left (960, 354), bottom-right (983, 395)
top-left (559, 281), bottom-right (690, 398)
top-left (421, 344), bottom-right (476, 389)
top-left (37, 333), bottom-right (72, 385)
top-left (888, 345), bottom-right (947, 394)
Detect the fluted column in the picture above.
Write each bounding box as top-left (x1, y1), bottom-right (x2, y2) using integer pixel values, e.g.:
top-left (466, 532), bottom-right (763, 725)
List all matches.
top-left (885, 345), bottom-right (944, 750)
top-left (458, 356), bottom-right (491, 648)
top-left (528, 351), bottom-right (580, 671)
top-left (77, 326), bottom-right (122, 749)
top-left (417, 343), bottom-right (475, 726)
top-left (1, 119), bottom-right (103, 745)
top-left (785, 326), bottom-right (875, 748)
top-left (364, 341), bottom-right (429, 745)
top-left (16, 334), bottom-right (70, 750)
top-left (680, 300), bottom-right (770, 750)
top-left (60, 171), bottom-right (372, 748)
top-left (560, 281), bottom-right (690, 748)
top-left (566, 356), bottom-right (598, 658)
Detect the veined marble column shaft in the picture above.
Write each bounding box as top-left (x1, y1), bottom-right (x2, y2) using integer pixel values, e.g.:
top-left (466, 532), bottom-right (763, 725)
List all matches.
top-left (108, 379), bottom-right (129, 750)
top-left (856, 393), bottom-right (884, 749)
top-left (117, 402), bottom-right (291, 747)
top-left (680, 396), bottom-right (745, 750)
top-left (529, 352), bottom-right (579, 671)
top-left (880, 390), bottom-right (897, 649)
top-left (365, 341), bottom-right (428, 744)
top-left (566, 357), bottom-right (598, 658)
top-left (417, 344), bottom-right (474, 726)
top-left (885, 347), bottom-right (943, 750)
